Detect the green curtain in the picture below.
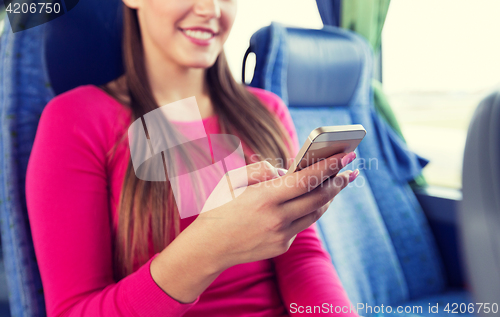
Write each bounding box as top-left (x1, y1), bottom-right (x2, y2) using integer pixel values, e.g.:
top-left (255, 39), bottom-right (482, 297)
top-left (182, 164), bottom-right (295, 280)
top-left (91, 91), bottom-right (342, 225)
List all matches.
top-left (340, 0), bottom-right (427, 186)
top-left (341, 0), bottom-right (390, 54)
top-left (371, 79), bottom-right (405, 141)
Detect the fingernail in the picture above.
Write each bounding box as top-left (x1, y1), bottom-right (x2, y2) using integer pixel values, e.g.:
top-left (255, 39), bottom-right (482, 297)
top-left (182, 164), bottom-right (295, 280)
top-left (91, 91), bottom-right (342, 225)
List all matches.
top-left (349, 169), bottom-right (359, 183)
top-left (341, 152), bottom-right (357, 167)
top-left (277, 168), bottom-right (288, 176)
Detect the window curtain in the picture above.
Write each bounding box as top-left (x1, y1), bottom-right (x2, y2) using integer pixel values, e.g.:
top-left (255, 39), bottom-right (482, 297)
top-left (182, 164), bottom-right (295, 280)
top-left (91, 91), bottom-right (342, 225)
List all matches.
top-left (316, 0), bottom-right (426, 186)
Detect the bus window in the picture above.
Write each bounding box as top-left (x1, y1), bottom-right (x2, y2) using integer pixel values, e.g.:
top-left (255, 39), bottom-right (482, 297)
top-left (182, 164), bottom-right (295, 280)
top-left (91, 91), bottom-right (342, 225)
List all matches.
top-left (382, 0), bottom-right (500, 189)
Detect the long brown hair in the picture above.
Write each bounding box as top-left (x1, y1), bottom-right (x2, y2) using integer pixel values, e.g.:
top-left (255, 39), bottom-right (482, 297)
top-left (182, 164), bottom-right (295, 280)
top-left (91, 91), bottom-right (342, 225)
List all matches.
top-left (105, 5), bottom-right (293, 280)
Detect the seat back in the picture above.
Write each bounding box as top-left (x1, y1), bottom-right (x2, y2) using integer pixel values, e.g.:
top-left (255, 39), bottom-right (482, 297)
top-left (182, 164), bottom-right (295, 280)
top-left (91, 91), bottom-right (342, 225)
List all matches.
top-left (459, 89), bottom-right (500, 309)
top-left (0, 18), bottom-right (52, 317)
top-left (44, 0), bottom-right (123, 95)
top-left (244, 23), bottom-right (446, 307)
top-left (0, 1), bottom-right (123, 315)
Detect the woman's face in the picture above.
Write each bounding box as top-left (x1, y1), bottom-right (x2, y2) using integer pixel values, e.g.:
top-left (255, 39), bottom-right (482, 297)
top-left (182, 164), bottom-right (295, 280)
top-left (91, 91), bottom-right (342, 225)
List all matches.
top-left (128, 0), bottom-right (237, 69)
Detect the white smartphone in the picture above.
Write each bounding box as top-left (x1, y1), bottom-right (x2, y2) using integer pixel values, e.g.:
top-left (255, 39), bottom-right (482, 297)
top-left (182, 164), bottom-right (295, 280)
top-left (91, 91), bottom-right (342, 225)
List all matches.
top-left (287, 124), bottom-right (366, 174)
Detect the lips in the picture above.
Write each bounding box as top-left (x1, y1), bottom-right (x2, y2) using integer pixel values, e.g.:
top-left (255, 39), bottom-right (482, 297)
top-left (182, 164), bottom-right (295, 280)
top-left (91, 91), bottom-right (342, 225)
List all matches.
top-left (180, 27), bottom-right (218, 42)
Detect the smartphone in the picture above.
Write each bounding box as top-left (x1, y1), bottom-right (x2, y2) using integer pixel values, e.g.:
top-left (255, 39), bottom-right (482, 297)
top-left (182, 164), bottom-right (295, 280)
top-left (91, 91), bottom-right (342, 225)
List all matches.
top-left (287, 124), bottom-right (366, 174)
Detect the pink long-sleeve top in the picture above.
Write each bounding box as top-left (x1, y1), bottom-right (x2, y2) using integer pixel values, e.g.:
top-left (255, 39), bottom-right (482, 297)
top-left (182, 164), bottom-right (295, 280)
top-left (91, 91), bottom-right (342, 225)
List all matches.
top-left (26, 85), bottom-right (356, 317)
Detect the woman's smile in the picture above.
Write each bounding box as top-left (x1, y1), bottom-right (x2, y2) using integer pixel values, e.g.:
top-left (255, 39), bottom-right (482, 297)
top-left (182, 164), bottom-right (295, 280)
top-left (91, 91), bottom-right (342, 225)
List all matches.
top-left (179, 27), bottom-right (219, 46)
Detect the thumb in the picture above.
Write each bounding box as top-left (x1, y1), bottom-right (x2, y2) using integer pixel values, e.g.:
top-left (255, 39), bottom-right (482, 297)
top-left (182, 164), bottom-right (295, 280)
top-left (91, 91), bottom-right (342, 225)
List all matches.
top-left (200, 161), bottom-right (280, 214)
top-left (217, 160), bottom-right (284, 196)
top-left (244, 161), bottom-right (282, 187)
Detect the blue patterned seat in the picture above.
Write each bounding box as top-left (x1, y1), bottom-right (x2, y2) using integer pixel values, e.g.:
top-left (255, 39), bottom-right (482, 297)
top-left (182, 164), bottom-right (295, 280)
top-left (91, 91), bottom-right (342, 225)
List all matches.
top-left (244, 23), bottom-right (472, 315)
top-left (0, 18), bottom-right (53, 317)
top-left (0, 1), bottom-right (122, 315)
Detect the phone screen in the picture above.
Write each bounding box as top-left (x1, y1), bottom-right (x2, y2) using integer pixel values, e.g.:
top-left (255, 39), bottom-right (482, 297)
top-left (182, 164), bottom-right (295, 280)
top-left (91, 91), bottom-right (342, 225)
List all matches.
top-left (288, 126), bottom-right (366, 174)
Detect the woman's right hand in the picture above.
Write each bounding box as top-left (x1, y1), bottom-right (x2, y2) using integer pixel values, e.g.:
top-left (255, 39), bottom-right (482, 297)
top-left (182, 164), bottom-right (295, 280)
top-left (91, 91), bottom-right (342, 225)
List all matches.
top-left (193, 151), bottom-right (357, 269)
top-left (150, 152), bottom-right (357, 304)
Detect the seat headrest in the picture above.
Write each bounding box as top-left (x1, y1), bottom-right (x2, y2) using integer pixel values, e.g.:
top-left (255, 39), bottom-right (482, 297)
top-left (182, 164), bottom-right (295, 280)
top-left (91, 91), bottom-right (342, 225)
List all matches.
top-left (286, 27), bottom-right (364, 107)
top-left (44, 0), bottom-right (123, 95)
top-left (247, 23), bottom-right (368, 108)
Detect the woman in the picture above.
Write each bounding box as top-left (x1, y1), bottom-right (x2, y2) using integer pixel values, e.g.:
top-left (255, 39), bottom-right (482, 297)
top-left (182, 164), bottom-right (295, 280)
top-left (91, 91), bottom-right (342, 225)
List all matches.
top-left (26, 0), bottom-right (360, 316)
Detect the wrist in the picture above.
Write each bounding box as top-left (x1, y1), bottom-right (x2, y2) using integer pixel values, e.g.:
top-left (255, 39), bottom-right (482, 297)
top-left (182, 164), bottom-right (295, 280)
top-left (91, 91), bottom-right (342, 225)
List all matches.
top-left (150, 223), bottom-right (226, 304)
top-left (180, 219), bottom-right (228, 274)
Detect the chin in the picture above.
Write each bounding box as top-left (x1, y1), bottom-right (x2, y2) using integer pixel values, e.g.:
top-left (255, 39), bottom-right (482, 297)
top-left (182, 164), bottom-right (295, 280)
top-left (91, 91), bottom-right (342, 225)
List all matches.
top-left (185, 58), bottom-right (218, 69)
top-left (190, 62), bottom-right (215, 69)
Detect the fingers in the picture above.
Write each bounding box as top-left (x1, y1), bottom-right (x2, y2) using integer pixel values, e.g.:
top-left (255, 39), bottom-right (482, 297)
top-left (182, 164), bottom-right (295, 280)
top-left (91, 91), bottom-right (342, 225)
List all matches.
top-left (246, 161), bottom-right (282, 186)
top-left (286, 203), bottom-right (330, 239)
top-left (225, 161), bottom-right (280, 191)
top-left (270, 152), bottom-right (356, 202)
top-left (281, 170), bottom-right (351, 222)
top-left (281, 200), bottom-right (331, 245)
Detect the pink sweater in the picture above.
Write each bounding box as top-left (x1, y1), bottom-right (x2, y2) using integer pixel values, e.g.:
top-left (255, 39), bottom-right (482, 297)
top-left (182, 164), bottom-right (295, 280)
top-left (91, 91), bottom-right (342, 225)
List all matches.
top-left (26, 85), bottom-right (356, 317)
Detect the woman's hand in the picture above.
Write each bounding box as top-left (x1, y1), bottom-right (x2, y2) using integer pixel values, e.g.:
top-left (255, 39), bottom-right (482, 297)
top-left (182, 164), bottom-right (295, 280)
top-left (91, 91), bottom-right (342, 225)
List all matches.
top-left (194, 151), bottom-right (357, 268)
top-left (151, 152), bottom-right (357, 304)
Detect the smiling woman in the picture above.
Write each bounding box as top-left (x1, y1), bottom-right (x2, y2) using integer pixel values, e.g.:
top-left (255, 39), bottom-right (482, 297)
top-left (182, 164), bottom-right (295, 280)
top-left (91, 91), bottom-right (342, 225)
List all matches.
top-left (25, 0), bottom-right (359, 316)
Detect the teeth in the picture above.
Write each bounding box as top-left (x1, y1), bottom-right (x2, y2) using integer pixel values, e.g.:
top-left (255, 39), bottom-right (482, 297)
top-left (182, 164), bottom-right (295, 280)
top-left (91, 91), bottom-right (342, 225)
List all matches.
top-left (184, 29), bottom-right (214, 40)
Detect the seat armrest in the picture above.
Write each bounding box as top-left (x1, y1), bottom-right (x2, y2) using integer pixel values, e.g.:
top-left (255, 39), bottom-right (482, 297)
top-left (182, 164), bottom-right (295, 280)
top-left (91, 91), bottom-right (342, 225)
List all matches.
top-left (414, 186), bottom-right (465, 288)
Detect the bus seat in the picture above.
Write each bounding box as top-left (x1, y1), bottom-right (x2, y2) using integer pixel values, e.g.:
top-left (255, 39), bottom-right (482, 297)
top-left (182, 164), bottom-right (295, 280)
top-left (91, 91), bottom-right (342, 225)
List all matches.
top-left (460, 89), bottom-right (500, 311)
top-left (1, 19), bottom-right (52, 317)
top-left (243, 22), bottom-right (474, 315)
top-left (0, 1), bottom-right (122, 316)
